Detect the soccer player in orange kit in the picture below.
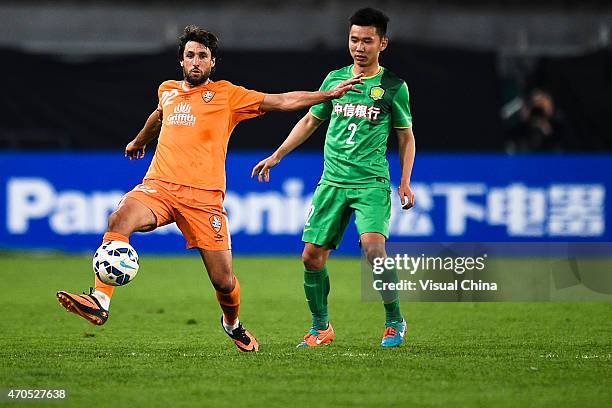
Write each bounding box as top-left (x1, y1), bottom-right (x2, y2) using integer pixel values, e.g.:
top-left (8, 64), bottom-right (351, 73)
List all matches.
top-left (56, 25), bottom-right (362, 352)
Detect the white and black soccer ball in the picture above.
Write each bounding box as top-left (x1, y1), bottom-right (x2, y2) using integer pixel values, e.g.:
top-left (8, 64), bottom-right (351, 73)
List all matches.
top-left (93, 241), bottom-right (139, 286)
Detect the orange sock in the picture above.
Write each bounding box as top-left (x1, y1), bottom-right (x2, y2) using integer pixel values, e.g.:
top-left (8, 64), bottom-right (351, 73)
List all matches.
top-left (216, 277), bottom-right (241, 325)
top-left (94, 275), bottom-right (115, 298)
top-left (102, 231), bottom-right (130, 244)
top-left (94, 232), bottom-right (130, 298)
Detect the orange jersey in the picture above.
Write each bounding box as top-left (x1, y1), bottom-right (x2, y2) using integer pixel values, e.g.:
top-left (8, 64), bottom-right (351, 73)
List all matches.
top-left (144, 80), bottom-right (266, 192)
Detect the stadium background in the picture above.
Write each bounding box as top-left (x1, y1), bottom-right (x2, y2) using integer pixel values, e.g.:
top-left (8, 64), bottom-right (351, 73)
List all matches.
top-left (1, 1), bottom-right (611, 407)
top-left (1, 0), bottom-right (611, 254)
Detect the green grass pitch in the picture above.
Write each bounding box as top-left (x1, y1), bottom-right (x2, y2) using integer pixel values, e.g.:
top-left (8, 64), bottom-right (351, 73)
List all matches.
top-left (0, 253), bottom-right (611, 407)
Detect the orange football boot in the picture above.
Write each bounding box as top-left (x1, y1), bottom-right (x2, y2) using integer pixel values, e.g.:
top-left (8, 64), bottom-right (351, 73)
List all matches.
top-left (297, 323), bottom-right (335, 348)
top-left (221, 317), bottom-right (260, 352)
top-left (57, 289), bottom-right (109, 326)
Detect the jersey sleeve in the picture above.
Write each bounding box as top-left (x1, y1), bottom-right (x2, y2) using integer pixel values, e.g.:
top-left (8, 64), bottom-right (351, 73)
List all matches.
top-left (392, 82), bottom-right (413, 128)
top-left (156, 83), bottom-right (165, 112)
top-left (309, 73), bottom-right (334, 121)
top-left (228, 85), bottom-right (266, 123)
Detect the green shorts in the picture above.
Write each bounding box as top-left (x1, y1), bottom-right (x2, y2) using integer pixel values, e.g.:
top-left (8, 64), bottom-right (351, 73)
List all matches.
top-left (302, 183), bottom-right (391, 249)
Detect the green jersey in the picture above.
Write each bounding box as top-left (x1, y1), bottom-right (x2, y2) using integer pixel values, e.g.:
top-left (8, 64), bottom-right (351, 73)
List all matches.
top-left (310, 65), bottom-right (412, 188)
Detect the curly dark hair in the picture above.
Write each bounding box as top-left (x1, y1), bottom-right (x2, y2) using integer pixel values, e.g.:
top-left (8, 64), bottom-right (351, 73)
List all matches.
top-left (177, 25), bottom-right (219, 62)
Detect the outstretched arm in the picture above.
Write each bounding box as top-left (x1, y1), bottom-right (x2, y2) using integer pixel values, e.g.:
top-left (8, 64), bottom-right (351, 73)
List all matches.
top-left (125, 109), bottom-right (162, 160)
top-left (397, 127), bottom-right (416, 209)
top-left (252, 112), bottom-right (323, 182)
top-left (259, 75), bottom-right (363, 112)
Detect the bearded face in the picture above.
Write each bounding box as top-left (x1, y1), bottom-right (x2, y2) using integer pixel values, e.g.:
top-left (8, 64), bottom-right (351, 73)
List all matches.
top-left (181, 41), bottom-right (215, 86)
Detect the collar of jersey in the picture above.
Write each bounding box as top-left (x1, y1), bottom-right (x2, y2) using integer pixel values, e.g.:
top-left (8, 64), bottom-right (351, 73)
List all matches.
top-left (351, 65), bottom-right (383, 80)
top-left (181, 79), bottom-right (214, 91)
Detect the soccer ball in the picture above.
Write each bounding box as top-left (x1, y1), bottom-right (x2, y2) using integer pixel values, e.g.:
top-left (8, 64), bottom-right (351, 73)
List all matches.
top-left (93, 241), bottom-right (139, 286)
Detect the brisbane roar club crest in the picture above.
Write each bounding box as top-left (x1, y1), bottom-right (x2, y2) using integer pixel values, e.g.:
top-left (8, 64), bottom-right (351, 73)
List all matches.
top-left (209, 214), bottom-right (222, 233)
top-left (369, 86), bottom-right (385, 101)
top-left (202, 91), bottom-right (216, 103)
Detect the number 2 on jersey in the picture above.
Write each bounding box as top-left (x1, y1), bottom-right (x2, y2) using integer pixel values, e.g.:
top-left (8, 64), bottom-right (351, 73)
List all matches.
top-left (345, 123), bottom-right (357, 145)
top-left (305, 205), bottom-right (315, 226)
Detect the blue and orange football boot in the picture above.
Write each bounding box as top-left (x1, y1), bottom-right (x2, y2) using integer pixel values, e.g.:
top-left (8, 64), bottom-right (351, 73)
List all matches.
top-left (57, 288), bottom-right (109, 326)
top-left (297, 323), bottom-right (335, 348)
top-left (221, 317), bottom-right (260, 352)
top-left (381, 319), bottom-right (407, 348)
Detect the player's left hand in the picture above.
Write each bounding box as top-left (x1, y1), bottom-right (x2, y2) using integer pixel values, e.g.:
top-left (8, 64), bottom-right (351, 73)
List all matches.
top-left (399, 183), bottom-right (415, 210)
top-left (329, 74), bottom-right (364, 99)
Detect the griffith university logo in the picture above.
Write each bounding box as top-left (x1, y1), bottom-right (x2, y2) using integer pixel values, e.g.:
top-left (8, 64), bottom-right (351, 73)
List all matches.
top-left (167, 101), bottom-right (196, 126)
top-left (369, 86), bottom-right (385, 101)
top-left (174, 102), bottom-right (191, 113)
top-left (202, 91), bottom-right (215, 103)
top-left (209, 214), bottom-right (222, 233)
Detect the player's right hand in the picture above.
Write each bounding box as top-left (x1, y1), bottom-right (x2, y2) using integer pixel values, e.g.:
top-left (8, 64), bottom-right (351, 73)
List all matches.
top-left (125, 140), bottom-right (146, 160)
top-left (328, 73), bottom-right (364, 99)
top-left (251, 155), bottom-right (281, 182)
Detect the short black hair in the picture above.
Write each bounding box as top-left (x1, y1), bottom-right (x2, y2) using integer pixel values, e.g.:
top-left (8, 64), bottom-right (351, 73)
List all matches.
top-left (178, 25), bottom-right (219, 61)
top-left (349, 8), bottom-right (389, 38)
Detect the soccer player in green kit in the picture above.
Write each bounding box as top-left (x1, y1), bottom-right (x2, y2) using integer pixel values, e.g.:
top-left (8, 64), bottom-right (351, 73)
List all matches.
top-left (252, 7), bottom-right (415, 348)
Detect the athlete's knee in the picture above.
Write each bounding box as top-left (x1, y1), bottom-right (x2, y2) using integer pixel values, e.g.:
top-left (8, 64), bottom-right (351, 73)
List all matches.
top-left (302, 247), bottom-right (326, 271)
top-left (108, 199), bottom-right (155, 234)
top-left (362, 243), bottom-right (386, 266)
top-left (211, 273), bottom-right (235, 293)
top-left (107, 209), bottom-right (129, 232)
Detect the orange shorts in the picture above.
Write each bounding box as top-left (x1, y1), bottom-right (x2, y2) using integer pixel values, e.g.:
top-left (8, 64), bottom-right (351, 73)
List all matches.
top-left (125, 179), bottom-right (231, 251)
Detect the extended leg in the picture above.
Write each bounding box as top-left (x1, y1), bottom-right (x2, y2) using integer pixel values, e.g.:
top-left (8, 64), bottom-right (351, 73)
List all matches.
top-left (95, 198), bottom-right (158, 300)
top-left (57, 197), bottom-right (158, 325)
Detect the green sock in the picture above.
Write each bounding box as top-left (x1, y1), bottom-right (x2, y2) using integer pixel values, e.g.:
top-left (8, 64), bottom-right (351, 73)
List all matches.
top-left (304, 267), bottom-right (330, 330)
top-left (384, 300), bottom-right (402, 326)
top-left (376, 267), bottom-right (403, 326)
